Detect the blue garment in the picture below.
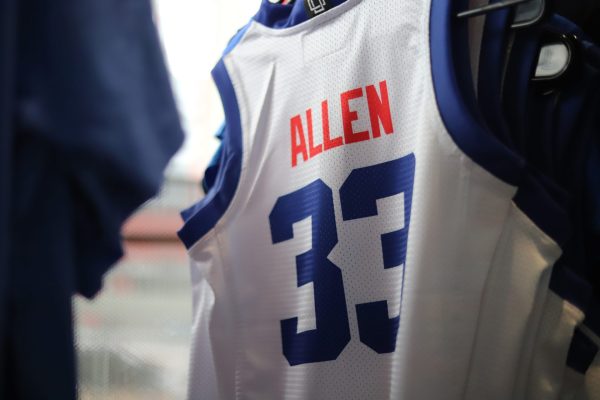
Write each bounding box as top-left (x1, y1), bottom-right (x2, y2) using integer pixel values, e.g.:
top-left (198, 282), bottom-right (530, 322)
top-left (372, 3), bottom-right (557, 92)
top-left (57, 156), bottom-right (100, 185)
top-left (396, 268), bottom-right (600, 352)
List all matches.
top-left (2, 0), bottom-right (184, 398)
top-left (0, 0), bottom-right (18, 397)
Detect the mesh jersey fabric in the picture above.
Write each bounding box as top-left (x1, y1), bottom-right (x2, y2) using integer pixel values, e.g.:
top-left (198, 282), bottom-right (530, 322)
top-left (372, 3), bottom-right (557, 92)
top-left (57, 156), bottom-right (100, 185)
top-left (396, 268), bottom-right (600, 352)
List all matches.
top-left (179, 0), bottom-right (566, 399)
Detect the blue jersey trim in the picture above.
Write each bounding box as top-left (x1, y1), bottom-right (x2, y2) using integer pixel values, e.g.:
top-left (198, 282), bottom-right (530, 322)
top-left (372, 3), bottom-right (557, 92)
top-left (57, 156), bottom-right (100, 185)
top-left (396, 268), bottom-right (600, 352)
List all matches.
top-left (178, 58), bottom-right (244, 249)
top-left (477, 6), bottom-right (514, 148)
top-left (253, 0), bottom-right (349, 29)
top-left (429, 0), bottom-right (523, 186)
top-left (201, 142), bottom-right (224, 195)
top-left (566, 328), bottom-right (598, 374)
top-left (429, 0), bottom-right (569, 245)
top-left (503, 27), bottom-right (542, 154)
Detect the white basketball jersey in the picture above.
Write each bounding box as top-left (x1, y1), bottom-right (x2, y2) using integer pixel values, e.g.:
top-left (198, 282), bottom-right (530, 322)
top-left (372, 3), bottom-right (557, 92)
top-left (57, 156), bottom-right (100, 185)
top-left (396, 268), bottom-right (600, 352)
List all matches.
top-left (179, 0), bottom-right (566, 398)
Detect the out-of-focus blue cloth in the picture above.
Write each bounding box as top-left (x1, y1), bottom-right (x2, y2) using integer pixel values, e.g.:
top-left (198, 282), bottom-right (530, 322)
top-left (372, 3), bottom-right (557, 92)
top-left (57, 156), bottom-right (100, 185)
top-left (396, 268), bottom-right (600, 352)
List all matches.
top-left (0, 0), bottom-right (17, 396)
top-left (1, 0), bottom-right (184, 398)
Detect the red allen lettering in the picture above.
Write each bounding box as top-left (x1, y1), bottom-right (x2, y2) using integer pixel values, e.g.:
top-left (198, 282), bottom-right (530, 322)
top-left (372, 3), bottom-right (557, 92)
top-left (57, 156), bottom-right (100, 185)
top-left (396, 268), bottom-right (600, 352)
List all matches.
top-left (290, 80), bottom-right (394, 168)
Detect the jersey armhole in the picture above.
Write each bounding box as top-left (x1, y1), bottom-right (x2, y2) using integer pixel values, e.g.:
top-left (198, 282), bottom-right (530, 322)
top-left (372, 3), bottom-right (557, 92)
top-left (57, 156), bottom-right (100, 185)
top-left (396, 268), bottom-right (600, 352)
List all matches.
top-left (178, 25), bottom-right (252, 249)
top-left (429, 0), bottom-right (523, 185)
top-left (178, 58), bottom-right (244, 249)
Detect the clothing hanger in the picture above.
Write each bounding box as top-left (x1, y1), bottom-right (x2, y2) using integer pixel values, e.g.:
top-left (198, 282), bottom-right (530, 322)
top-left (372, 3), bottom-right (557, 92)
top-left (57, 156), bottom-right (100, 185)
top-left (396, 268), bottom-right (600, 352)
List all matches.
top-left (458, 0), bottom-right (546, 29)
top-left (532, 33), bottom-right (580, 84)
top-left (457, 0), bottom-right (528, 19)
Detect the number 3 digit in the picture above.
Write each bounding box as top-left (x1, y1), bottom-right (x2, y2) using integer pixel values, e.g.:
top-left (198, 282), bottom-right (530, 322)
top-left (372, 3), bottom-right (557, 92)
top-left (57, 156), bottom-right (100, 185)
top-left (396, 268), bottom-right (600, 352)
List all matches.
top-left (269, 180), bottom-right (351, 366)
top-left (340, 154), bottom-right (415, 353)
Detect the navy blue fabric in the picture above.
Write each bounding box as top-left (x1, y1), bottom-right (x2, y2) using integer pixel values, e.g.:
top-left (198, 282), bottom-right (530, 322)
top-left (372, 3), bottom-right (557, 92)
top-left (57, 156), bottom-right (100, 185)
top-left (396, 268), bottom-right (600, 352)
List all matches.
top-left (178, 59), bottom-right (244, 249)
top-left (557, 64), bottom-right (599, 275)
top-left (201, 124), bottom-right (226, 195)
top-left (584, 96), bottom-right (600, 292)
top-left (8, 151), bottom-right (79, 398)
top-left (549, 265), bottom-right (593, 313)
top-left (476, 4), bottom-right (514, 148)
top-left (584, 297), bottom-right (600, 335)
top-left (15, 0), bottom-right (184, 297)
top-left (578, 40), bottom-right (600, 293)
top-left (566, 328), bottom-right (599, 374)
top-left (587, 142), bottom-right (600, 273)
top-left (4, 0), bottom-right (184, 398)
top-left (581, 85), bottom-right (600, 294)
top-left (585, 41), bottom-right (600, 67)
top-left (0, 0), bottom-right (18, 396)
top-left (202, 143), bottom-right (224, 195)
top-left (548, 20), bottom-right (600, 291)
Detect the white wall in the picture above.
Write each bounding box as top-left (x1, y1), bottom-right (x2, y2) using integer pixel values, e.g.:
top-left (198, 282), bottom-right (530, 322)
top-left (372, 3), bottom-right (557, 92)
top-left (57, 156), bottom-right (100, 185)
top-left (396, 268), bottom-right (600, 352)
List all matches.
top-left (153, 0), bottom-right (259, 179)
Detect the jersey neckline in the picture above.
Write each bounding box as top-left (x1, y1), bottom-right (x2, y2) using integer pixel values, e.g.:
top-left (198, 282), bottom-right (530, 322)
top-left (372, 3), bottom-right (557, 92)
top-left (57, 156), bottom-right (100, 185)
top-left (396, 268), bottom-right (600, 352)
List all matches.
top-left (251, 0), bottom-right (360, 36)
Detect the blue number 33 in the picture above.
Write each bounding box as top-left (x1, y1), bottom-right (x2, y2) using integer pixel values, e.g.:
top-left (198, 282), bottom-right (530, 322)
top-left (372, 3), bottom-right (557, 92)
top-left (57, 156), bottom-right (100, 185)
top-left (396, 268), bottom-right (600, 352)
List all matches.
top-left (269, 154), bottom-right (415, 366)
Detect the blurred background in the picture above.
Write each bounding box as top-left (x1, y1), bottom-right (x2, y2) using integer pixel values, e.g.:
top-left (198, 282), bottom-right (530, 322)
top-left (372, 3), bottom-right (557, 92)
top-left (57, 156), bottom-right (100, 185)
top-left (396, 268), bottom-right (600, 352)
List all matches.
top-left (74, 1), bottom-right (257, 398)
